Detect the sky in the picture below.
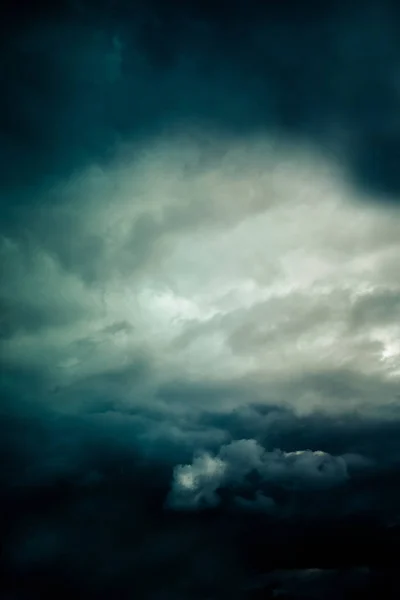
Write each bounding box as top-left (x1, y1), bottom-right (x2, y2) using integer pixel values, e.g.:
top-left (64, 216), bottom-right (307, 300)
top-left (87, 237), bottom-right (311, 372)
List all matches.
top-left (2, 1), bottom-right (400, 598)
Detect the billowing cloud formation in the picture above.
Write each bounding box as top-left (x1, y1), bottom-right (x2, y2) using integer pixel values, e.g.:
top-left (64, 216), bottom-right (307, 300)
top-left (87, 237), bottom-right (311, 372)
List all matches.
top-left (167, 439), bottom-right (350, 510)
top-left (2, 137), bottom-right (400, 422)
top-left (3, 1), bottom-right (400, 597)
top-left (2, 402), bottom-right (400, 598)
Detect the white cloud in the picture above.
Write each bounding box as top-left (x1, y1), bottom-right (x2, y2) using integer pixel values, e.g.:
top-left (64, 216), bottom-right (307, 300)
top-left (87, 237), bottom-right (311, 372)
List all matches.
top-left (168, 452), bottom-right (227, 509)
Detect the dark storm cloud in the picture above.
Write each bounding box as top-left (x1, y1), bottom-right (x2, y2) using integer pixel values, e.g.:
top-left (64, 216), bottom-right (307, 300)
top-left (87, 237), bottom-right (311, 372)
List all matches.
top-left (2, 398), bottom-right (400, 598)
top-left (0, 404), bottom-right (242, 599)
top-left (165, 396), bottom-right (400, 517)
top-left (2, 0), bottom-right (400, 204)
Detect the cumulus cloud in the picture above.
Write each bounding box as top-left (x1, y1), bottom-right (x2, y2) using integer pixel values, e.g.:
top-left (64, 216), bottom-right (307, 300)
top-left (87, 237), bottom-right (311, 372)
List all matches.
top-left (167, 439), bottom-right (351, 511)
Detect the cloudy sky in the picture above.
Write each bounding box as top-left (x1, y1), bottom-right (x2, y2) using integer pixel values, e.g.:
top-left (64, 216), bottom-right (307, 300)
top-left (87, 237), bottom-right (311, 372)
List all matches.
top-left (2, 1), bottom-right (400, 598)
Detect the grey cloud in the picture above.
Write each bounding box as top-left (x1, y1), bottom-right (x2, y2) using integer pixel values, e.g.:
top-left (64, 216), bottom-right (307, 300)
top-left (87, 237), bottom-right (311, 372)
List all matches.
top-left (167, 439), bottom-right (351, 511)
top-left (3, 131), bottom-right (400, 407)
top-left (350, 287), bottom-right (400, 330)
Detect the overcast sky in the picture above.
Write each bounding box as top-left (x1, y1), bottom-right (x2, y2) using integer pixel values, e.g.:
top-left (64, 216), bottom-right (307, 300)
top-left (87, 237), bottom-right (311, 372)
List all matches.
top-left (2, 1), bottom-right (400, 598)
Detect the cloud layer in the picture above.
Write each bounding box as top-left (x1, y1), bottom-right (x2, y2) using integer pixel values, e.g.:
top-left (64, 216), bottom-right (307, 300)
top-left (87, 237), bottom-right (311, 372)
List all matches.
top-left (3, 0), bottom-right (400, 199)
top-left (2, 137), bottom-right (400, 419)
top-left (3, 1), bottom-right (400, 598)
